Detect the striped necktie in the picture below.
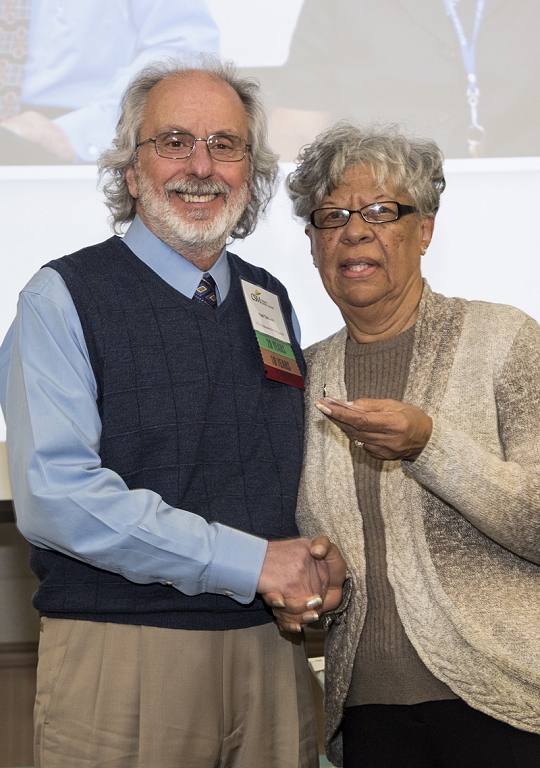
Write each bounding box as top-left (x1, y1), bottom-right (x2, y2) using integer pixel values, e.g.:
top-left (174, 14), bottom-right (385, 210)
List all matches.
top-left (192, 273), bottom-right (217, 308)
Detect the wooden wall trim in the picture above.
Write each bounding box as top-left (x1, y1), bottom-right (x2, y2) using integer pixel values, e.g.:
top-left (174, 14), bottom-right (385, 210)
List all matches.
top-left (0, 499), bottom-right (15, 523)
top-left (0, 641), bottom-right (37, 766)
top-left (0, 642), bottom-right (38, 669)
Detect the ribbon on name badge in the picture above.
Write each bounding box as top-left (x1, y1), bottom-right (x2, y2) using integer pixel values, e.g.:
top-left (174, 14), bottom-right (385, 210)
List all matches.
top-left (256, 331), bottom-right (305, 388)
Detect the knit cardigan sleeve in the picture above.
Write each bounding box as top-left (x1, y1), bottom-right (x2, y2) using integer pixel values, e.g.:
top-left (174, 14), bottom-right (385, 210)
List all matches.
top-left (404, 315), bottom-right (540, 565)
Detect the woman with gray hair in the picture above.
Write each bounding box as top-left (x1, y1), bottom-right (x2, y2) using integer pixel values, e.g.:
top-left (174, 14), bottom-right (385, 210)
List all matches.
top-left (279, 123), bottom-right (540, 767)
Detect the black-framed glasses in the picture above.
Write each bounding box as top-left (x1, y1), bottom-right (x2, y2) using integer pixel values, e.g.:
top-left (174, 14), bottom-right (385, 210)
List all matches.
top-left (136, 131), bottom-right (251, 162)
top-left (310, 201), bottom-right (417, 229)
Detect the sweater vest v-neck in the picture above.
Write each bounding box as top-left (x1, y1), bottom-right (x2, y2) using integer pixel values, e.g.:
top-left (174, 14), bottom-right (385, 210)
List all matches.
top-left (30, 236), bottom-right (305, 630)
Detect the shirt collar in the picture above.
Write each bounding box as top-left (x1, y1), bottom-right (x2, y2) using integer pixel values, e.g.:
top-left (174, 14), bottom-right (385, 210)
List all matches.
top-left (122, 215), bottom-right (231, 304)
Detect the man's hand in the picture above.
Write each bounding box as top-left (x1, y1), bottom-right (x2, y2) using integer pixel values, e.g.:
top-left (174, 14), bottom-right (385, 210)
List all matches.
top-left (257, 536), bottom-right (330, 604)
top-left (1, 111), bottom-right (75, 161)
top-left (315, 397), bottom-right (432, 461)
top-left (261, 536), bottom-right (347, 633)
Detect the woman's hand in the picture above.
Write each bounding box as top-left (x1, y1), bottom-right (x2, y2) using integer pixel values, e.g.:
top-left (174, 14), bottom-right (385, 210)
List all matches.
top-left (315, 397), bottom-right (432, 461)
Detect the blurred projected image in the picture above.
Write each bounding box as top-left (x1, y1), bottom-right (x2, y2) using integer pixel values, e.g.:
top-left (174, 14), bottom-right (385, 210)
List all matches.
top-left (2, 1), bottom-right (538, 166)
top-left (268, 0), bottom-right (540, 160)
top-left (0, 0), bottom-right (219, 164)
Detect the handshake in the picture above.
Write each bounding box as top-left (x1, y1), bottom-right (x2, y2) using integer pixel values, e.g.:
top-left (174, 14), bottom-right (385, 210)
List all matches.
top-left (257, 536), bottom-right (346, 633)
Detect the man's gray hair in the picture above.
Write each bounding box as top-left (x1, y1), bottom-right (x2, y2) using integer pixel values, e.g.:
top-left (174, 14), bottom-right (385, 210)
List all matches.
top-left (286, 122), bottom-right (446, 221)
top-left (99, 55), bottom-right (279, 238)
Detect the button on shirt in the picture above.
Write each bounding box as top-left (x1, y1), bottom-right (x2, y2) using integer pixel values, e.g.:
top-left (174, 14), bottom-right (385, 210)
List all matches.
top-left (0, 216), bottom-right (300, 603)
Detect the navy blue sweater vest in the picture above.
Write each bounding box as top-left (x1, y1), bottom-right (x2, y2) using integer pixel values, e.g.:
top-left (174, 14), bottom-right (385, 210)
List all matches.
top-left (31, 236), bottom-right (305, 630)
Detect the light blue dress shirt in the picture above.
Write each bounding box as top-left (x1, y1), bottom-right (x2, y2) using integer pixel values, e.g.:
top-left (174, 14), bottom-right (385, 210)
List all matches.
top-left (21, 0), bottom-right (220, 162)
top-left (0, 216), bottom-right (304, 604)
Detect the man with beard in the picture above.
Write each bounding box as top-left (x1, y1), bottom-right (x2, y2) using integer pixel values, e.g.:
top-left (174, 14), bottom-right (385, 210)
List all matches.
top-left (0, 58), bottom-right (344, 768)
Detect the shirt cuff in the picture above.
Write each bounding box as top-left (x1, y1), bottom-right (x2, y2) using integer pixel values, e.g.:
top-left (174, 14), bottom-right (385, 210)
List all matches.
top-left (205, 524), bottom-right (268, 604)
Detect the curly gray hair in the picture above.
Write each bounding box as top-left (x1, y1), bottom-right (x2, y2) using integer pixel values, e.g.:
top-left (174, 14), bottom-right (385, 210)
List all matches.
top-left (99, 55), bottom-right (279, 238)
top-left (286, 122), bottom-right (446, 221)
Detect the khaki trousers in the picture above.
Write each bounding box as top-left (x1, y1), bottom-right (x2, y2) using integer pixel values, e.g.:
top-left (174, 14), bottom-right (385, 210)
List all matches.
top-left (34, 618), bottom-right (318, 768)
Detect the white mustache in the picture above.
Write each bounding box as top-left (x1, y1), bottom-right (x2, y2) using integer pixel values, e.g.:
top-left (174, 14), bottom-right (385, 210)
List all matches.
top-left (164, 180), bottom-right (231, 198)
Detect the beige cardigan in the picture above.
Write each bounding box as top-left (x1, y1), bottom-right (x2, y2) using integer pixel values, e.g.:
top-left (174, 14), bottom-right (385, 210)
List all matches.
top-left (297, 283), bottom-right (540, 766)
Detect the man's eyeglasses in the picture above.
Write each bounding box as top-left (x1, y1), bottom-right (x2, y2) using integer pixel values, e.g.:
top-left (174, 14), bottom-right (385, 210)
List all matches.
top-left (136, 131), bottom-right (251, 162)
top-left (310, 201), bottom-right (417, 229)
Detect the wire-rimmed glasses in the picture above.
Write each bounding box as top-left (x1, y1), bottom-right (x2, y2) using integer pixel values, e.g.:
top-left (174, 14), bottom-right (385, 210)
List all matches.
top-left (136, 131), bottom-right (251, 162)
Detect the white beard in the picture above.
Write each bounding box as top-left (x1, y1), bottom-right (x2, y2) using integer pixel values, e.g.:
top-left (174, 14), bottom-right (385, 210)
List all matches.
top-left (134, 168), bottom-right (250, 262)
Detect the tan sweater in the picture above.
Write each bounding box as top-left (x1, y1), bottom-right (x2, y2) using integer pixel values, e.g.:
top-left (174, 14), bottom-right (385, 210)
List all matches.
top-left (297, 283), bottom-right (540, 767)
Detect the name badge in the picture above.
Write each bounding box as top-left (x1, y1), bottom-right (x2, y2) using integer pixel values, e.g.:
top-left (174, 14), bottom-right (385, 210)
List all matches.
top-left (241, 279), bottom-right (304, 389)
